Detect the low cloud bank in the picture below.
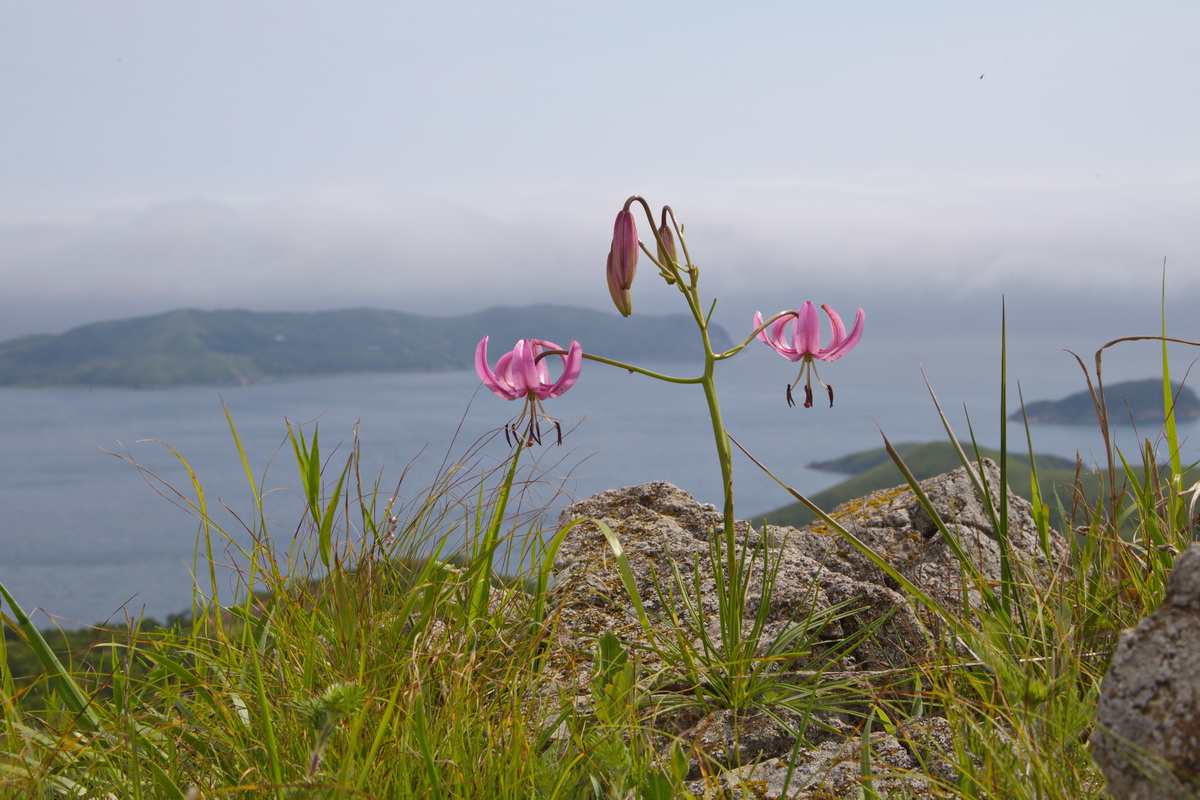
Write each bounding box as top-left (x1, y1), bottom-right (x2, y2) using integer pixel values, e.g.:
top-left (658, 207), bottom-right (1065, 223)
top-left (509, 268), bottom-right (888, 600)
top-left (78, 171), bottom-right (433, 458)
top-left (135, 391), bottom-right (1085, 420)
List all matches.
top-left (1, 181), bottom-right (1195, 340)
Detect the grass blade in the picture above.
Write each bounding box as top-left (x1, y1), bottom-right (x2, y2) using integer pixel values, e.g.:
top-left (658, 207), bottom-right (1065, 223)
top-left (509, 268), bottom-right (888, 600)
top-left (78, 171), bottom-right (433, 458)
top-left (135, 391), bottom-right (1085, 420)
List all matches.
top-left (0, 582), bottom-right (100, 731)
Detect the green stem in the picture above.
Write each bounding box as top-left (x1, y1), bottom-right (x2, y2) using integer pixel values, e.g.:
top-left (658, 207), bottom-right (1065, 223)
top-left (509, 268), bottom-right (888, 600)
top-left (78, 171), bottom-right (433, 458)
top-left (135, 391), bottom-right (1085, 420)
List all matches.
top-left (577, 353), bottom-right (702, 384)
top-left (675, 281), bottom-right (743, 646)
top-left (699, 335), bottom-right (739, 605)
top-left (602, 197), bottom-right (756, 655)
top-left (714, 310), bottom-right (792, 360)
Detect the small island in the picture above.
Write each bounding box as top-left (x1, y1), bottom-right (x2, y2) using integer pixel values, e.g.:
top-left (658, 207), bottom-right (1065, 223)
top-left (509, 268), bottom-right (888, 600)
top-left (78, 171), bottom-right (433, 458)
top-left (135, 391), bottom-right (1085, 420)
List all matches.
top-left (1012, 379), bottom-right (1200, 424)
top-left (0, 305), bottom-right (732, 389)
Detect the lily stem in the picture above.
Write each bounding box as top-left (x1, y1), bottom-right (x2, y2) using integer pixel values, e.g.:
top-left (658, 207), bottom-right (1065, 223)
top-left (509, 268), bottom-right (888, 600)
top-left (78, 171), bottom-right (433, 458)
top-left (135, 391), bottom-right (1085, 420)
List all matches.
top-left (676, 276), bottom-right (743, 656)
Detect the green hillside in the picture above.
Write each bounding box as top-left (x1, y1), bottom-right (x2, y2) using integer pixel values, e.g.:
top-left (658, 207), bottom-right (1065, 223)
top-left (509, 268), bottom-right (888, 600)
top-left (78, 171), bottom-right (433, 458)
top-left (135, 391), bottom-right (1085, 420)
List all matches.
top-left (761, 441), bottom-right (1089, 529)
top-left (0, 305), bottom-right (733, 388)
top-left (808, 442), bottom-right (1077, 476)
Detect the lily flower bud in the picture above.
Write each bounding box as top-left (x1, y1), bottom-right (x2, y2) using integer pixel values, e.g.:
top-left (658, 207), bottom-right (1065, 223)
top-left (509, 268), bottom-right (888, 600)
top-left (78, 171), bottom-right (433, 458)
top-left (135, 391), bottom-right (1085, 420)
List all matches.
top-left (606, 207), bottom-right (638, 317)
top-left (656, 221), bottom-right (677, 285)
top-left (656, 221), bottom-right (677, 268)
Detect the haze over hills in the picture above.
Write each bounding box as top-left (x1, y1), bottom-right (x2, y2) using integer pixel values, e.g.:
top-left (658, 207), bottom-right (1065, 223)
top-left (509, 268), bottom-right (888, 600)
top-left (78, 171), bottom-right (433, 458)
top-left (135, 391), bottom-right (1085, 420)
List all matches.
top-left (0, 305), bottom-right (732, 389)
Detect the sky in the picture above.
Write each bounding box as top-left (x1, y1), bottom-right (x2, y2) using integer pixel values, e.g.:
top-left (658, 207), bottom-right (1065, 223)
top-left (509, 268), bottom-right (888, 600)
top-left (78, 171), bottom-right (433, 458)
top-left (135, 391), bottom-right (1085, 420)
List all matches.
top-left (2, 1), bottom-right (1198, 344)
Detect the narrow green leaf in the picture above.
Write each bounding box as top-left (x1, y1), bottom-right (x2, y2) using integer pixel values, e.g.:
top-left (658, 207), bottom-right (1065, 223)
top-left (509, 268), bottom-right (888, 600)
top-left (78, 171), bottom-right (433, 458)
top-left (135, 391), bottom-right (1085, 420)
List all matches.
top-left (596, 520), bottom-right (656, 639)
top-left (317, 459), bottom-right (351, 569)
top-left (412, 691), bottom-right (445, 800)
top-left (243, 616), bottom-right (284, 800)
top-left (0, 581), bottom-right (100, 730)
top-left (1161, 262), bottom-right (1183, 480)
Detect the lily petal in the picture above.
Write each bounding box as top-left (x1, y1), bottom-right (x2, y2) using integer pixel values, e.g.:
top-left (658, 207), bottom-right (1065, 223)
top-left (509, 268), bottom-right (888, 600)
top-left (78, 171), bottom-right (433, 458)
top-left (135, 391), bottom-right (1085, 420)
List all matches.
top-left (819, 307), bottom-right (865, 362)
top-left (792, 302), bottom-right (821, 357)
top-left (753, 311), bottom-right (769, 344)
top-left (512, 339), bottom-right (543, 396)
top-left (821, 305), bottom-right (847, 353)
top-left (495, 350), bottom-right (523, 395)
top-left (542, 339), bottom-right (582, 399)
top-left (753, 310), bottom-right (804, 361)
top-left (477, 336), bottom-right (584, 402)
top-left (476, 337), bottom-right (521, 400)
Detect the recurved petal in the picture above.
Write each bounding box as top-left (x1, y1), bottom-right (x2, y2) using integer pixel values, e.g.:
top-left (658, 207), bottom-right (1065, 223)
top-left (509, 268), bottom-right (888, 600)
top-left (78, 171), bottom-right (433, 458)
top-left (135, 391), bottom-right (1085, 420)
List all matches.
top-left (545, 339), bottom-right (583, 399)
top-left (494, 350), bottom-right (523, 398)
top-left (770, 314), bottom-right (799, 357)
top-left (755, 311), bottom-right (803, 361)
top-left (753, 311), bottom-right (770, 345)
top-left (821, 307), bottom-right (865, 362)
top-left (821, 305), bottom-right (847, 351)
top-left (475, 337), bottom-right (519, 400)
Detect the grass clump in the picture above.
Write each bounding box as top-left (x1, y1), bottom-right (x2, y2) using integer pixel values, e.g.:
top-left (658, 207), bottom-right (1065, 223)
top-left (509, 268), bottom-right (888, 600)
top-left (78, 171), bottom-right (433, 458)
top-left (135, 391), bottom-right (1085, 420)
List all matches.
top-left (0, 415), bottom-right (604, 799)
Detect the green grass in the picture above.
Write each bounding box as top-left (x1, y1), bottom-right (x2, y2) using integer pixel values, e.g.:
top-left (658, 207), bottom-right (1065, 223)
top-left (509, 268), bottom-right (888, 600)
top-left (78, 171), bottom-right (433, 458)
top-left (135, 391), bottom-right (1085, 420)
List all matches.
top-left (2, 334), bottom-right (1199, 798)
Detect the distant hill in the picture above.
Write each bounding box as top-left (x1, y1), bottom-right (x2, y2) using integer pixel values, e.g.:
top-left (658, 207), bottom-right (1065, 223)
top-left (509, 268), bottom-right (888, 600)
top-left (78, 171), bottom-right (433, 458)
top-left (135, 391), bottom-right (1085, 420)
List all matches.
top-left (1012, 379), bottom-right (1200, 424)
top-left (807, 441), bottom-right (1079, 476)
top-left (761, 441), bottom-right (1082, 529)
top-left (0, 305), bottom-right (733, 388)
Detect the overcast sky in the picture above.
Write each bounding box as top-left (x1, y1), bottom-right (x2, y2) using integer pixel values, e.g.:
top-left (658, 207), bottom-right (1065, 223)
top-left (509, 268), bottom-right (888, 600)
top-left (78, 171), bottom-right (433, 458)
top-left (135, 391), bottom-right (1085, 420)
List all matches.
top-left (1, 1), bottom-right (1198, 342)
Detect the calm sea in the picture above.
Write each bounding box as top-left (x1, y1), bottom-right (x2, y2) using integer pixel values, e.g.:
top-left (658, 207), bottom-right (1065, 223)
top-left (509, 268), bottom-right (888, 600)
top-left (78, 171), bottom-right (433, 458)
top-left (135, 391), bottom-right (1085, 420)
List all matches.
top-left (2, 331), bottom-right (1194, 627)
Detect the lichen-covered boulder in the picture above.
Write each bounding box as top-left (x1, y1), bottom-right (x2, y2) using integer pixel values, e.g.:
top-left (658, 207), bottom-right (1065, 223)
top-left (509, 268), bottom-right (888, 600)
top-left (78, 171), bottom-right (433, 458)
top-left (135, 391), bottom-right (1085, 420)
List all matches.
top-left (1092, 544), bottom-right (1200, 799)
top-left (804, 457), bottom-right (1066, 617)
top-left (544, 461), bottom-right (1063, 789)
top-left (549, 460), bottom-right (1064, 681)
top-left (547, 481), bottom-right (927, 688)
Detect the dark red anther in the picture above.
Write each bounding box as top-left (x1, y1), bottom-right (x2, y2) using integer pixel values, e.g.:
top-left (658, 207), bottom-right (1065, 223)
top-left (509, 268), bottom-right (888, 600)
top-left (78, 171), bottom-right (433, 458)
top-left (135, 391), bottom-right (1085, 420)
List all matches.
top-left (786, 384), bottom-right (795, 407)
top-left (826, 385), bottom-right (834, 408)
top-left (804, 384), bottom-right (814, 408)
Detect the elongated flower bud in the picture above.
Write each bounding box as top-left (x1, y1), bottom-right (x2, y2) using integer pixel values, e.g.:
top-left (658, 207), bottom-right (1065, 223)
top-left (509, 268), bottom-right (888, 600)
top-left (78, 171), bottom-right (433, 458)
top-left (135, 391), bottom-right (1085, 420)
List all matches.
top-left (607, 253), bottom-right (632, 317)
top-left (606, 208), bottom-right (638, 317)
top-left (656, 221), bottom-right (677, 267)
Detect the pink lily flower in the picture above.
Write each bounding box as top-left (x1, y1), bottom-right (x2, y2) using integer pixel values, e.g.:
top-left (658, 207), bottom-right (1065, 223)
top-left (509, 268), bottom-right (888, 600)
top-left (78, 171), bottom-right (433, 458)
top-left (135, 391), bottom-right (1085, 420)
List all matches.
top-left (475, 336), bottom-right (582, 444)
top-left (606, 206), bottom-right (639, 317)
top-left (753, 302), bottom-right (864, 408)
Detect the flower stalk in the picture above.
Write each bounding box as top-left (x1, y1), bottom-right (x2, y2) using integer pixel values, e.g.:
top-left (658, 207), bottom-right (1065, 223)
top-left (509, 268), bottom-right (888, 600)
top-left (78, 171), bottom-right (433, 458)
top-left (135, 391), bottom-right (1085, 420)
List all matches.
top-left (475, 194), bottom-right (864, 669)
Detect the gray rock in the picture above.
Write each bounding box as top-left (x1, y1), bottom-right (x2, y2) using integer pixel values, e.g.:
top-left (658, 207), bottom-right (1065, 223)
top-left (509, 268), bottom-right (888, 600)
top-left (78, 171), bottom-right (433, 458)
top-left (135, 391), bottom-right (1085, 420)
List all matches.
top-left (702, 717), bottom-right (959, 799)
top-left (550, 461), bottom-right (1062, 670)
top-left (545, 461), bottom-right (1063, 786)
top-left (1092, 544), bottom-right (1200, 799)
top-left (676, 707), bottom-right (835, 781)
top-left (808, 457), bottom-right (1066, 619)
